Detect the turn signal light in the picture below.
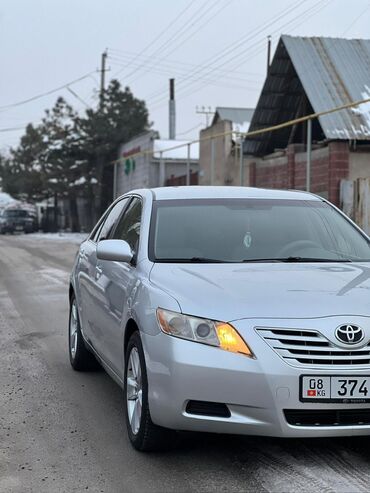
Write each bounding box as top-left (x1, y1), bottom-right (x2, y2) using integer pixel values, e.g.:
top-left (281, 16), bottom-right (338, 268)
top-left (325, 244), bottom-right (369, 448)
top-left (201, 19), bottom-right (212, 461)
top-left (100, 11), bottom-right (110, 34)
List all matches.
top-left (216, 323), bottom-right (253, 357)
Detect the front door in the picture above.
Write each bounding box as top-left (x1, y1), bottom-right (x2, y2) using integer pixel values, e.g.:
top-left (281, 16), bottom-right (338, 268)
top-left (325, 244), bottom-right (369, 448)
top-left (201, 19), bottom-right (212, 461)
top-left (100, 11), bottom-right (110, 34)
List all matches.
top-left (94, 197), bottom-right (143, 376)
top-left (86, 198), bottom-right (130, 356)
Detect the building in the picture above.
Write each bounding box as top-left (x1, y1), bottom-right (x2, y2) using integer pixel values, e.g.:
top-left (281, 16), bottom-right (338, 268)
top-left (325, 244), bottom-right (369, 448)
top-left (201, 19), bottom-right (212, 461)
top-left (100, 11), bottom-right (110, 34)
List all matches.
top-left (199, 107), bottom-right (254, 186)
top-left (244, 35), bottom-right (370, 228)
top-left (114, 130), bottom-right (199, 197)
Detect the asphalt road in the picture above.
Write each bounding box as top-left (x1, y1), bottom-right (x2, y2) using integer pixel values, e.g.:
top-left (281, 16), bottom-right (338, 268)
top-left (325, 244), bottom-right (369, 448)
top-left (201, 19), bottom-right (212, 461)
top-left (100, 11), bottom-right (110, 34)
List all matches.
top-left (2, 235), bottom-right (370, 493)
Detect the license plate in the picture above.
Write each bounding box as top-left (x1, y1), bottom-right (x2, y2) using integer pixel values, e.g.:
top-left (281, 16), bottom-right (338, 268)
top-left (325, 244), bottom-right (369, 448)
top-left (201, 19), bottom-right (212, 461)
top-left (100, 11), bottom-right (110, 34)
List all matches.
top-left (300, 375), bottom-right (370, 402)
top-left (15, 226), bottom-right (23, 230)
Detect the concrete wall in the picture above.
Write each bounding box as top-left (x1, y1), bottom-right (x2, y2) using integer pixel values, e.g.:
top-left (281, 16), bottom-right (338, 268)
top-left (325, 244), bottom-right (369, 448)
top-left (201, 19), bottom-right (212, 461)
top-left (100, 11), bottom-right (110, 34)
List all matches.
top-left (199, 120), bottom-right (231, 185)
top-left (199, 120), bottom-right (253, 186)
top-left (349, 150), bottom-right (370, 181)
top-left (115, 131), bottom-right (199, 196)
top-left (116, 132), bottom-right (155, 196)
top-left (152, 160), bottom-right (198, 187)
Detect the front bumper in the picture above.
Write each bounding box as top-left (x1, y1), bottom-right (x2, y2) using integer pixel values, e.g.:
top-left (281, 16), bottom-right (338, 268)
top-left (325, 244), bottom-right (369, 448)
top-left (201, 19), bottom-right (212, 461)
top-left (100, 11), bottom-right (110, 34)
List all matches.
top-left (142, 319), bottom-right (370, 437)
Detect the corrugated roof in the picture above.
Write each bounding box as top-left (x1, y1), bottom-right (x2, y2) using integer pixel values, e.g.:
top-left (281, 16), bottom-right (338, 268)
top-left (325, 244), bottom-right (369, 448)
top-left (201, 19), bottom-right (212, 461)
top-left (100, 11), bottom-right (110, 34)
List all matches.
top-left (213, 107), bottom-right (254, 125)
top-left (245, 35), bottom-right (370, 156)
top-left (284, 36), bottom-right (370, 140)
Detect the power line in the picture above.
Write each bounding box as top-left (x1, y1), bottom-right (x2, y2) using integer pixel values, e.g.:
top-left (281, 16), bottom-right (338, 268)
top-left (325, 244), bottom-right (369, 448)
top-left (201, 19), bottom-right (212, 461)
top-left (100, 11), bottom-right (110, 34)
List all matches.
top-left (108, 57), bottom-right (260, 91)
top-left (149, 0), bottom-right (330, 109)
top-left (0, 125), bottom-right (30, 132)
top-left (145, 0), bottom-right (307, 105)
top-left (66, 87), bottom-right (91, 109)
top-left (341, 2), bottom-right (370, 36)
top-left (224, 0), bottom-right (333, 75)
top-left (108, 52), bottom-right (263, 82)
top-left (124, 0), bottom-right (234, 87)
top-left (177, 122), bottom-right (204, 137)
top-left (0, 72), bottom-right (97, 113)
top-left (112, 0), bottom-right (198, 80)
top-left (118, 0), bottom-right (226, 87)
top-left (149, 0), bottom-right (323, 106)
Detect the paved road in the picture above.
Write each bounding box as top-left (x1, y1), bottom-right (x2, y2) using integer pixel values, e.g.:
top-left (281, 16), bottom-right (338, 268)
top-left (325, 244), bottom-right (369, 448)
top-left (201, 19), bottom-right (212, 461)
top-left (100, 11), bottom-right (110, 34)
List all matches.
top-left (2, 235), bottom-right (370, 493)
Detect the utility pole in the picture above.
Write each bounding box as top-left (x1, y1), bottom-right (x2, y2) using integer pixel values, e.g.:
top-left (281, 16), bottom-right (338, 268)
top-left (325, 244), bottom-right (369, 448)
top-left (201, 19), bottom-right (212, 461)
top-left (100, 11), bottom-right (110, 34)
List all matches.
top-left (100, 50), bottom-right (108, 110)
top-left (196, 106), bottom-right (214, 127)
top-left (186, 143), bottom-right (191, 186)
top-left (267, 35), bottom-right (272, 75)
top-left (210, 138), bottom-right (215, 185)
top-left (95, 49), bottom-right (108, 223)
top-left (306, 118), bottom-right (312, 192)
top-left (239, 138), bottom-right (244, 186)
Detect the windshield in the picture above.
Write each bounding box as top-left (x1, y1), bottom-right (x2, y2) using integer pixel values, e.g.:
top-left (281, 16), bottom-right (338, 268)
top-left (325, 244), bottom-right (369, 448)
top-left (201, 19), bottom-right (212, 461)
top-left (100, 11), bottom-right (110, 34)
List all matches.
top-left (149, 199), bottom-right (370, 263)
top-left (3, 210), bottom-right (28, 218)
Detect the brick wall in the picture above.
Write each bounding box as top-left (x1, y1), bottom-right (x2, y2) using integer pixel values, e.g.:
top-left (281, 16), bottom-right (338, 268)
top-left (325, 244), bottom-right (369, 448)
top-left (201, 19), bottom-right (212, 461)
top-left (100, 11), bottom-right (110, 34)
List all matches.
top-left (166, 172), bottom-right (199, 186)
top-left (328, 142), bottom-right (350, 205)
top-left (249, 143), bottom-right (349, 205)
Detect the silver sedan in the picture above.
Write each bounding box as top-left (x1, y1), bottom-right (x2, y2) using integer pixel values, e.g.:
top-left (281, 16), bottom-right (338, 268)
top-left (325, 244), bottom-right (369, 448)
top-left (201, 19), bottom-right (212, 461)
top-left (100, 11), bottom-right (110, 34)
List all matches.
top-left (69, 186), bottom-right (370, 451)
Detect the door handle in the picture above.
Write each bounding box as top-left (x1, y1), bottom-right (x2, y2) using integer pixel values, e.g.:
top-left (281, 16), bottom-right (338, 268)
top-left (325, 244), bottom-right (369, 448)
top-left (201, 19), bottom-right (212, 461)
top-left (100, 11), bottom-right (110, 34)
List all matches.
top-left (95, 265), bottom-right (103, 280)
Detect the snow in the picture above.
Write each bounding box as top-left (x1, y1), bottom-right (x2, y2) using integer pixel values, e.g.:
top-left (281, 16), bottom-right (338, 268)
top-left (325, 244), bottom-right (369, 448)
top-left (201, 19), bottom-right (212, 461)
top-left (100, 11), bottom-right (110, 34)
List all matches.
top-left (0, 192), bottom-right (16, 207)
top-left (232, 120), bottom-right (251, 135)
top-left (74, 176), bottom-right (87, 186)
top-left (153, 139), bottom-right (199, 160)
top-left (351, 85), bottom-right (370, 130)
top-left (27, 232), bottom-right (87, 244)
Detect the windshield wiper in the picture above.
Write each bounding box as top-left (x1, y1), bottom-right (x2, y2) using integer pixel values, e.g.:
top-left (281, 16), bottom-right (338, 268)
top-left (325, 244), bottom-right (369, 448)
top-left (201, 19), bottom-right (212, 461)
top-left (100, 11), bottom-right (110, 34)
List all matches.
top-left (157, 257), bottom-right (227, 263)
top-left (242, 257), bottom-right (352, 263)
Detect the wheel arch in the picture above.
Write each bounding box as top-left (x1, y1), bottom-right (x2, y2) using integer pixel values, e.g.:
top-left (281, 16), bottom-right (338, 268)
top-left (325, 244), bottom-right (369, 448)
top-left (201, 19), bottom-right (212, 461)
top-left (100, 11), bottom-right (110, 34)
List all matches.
top-left (69, 283), bottom-right (74, 302)
top-left (124, 318), bottom-right (139, 355)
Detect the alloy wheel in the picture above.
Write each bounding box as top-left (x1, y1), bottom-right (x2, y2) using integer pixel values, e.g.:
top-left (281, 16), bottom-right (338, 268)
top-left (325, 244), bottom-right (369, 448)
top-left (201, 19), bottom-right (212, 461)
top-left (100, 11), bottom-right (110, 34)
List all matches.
top-left (126, 347), bottom-right (143, 435)
top-left (69, 300), bottom-right (78, 359)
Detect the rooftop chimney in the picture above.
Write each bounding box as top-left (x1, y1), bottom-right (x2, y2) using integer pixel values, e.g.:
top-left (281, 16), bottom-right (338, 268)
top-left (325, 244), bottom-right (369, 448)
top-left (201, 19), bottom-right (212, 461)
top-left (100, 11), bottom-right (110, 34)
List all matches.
top-left (169, 78), bottom-right (176, 140)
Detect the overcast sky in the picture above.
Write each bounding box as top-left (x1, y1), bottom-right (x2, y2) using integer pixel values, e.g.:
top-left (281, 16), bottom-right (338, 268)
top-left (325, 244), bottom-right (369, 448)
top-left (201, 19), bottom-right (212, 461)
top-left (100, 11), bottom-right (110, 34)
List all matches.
top-left (1, 0), bottom-right (370, 152)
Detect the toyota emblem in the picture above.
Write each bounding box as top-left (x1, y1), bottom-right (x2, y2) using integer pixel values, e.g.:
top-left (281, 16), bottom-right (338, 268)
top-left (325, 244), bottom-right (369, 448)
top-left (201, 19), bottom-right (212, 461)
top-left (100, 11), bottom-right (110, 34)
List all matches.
top-left (335, 325), bottom-right (364, 344)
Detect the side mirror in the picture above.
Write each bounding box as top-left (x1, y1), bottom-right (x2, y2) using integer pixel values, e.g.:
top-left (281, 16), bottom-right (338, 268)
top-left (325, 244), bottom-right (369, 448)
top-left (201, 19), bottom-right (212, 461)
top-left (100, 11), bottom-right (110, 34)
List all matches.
top-left (96, 239), bottom-right (133, 263)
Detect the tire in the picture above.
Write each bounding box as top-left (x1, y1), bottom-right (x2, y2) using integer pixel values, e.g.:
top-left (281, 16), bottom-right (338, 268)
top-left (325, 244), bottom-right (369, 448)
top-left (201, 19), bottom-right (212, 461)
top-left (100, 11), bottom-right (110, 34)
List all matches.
top-left (68, 295), bottom-right (99, 371)
top-left (124, 331), bottom-right (176, 451)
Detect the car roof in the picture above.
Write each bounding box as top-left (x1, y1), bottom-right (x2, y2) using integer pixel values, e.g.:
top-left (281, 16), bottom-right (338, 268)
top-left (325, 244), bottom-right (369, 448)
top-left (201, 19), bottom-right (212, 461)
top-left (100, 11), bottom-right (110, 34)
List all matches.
top-left (128, 186), bottom-right (322, 201)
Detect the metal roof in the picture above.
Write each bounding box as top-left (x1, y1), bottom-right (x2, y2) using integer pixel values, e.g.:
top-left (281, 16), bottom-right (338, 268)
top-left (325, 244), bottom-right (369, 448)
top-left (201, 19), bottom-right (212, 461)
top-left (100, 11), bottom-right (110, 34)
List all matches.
top-left (245, 35), bottom-right (370, 156)
top-left (213, 107), bottom-right (254, 125)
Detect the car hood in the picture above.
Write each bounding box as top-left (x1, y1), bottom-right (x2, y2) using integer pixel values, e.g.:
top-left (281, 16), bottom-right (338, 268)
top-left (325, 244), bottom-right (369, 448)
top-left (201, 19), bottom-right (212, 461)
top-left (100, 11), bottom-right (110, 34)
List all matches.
top-left (149, 262), bottom-right (370, 321)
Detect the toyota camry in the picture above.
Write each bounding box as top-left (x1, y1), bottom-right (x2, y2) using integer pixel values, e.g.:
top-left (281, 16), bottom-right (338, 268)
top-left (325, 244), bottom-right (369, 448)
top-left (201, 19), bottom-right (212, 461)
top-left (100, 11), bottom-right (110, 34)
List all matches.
top-left (68, 186), bottom-right (370, 451)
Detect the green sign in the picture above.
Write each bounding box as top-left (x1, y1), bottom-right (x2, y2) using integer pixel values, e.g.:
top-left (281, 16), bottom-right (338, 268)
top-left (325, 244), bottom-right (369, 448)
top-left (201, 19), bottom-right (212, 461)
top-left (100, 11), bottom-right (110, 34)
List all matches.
top-left (124, 158), bottom-right (136, 176)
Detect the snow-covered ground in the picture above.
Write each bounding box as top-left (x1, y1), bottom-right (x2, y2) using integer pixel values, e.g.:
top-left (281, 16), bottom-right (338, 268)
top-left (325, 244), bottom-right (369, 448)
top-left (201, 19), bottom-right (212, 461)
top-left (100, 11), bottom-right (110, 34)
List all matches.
top-left (27, 232), bottom-right (88, 244)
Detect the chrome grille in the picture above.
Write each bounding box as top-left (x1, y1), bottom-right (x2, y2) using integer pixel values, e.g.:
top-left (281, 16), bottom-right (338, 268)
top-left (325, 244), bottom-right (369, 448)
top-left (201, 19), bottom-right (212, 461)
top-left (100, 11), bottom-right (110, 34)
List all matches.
top-left (256, 327), bottom-right (370, 367)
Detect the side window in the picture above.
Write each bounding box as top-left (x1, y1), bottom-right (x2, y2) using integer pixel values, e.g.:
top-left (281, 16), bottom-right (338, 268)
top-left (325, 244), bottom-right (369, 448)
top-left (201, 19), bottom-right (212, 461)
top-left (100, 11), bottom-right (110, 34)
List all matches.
top-left (96, 198), bottom-right (130, 242)
top-left (111, 198), bottom-right (142, 254)
top-left (90, 211), bottom-right (109, 242)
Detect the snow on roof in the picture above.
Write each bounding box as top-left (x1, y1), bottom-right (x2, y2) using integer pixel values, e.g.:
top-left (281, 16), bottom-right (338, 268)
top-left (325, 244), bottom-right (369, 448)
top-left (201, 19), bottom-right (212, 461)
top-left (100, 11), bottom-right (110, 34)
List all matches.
top-left (153, 139), bottom-right (199, 160)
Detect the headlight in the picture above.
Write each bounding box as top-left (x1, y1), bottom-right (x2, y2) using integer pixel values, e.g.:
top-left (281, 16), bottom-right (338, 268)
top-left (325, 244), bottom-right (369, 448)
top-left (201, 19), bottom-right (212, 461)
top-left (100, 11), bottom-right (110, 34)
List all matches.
top-left (156, 308), bottom-right (253, 357)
